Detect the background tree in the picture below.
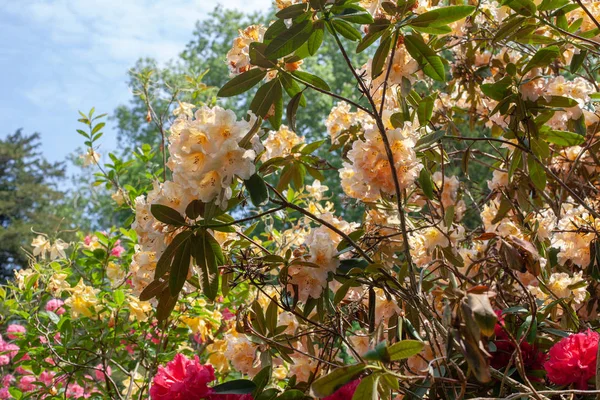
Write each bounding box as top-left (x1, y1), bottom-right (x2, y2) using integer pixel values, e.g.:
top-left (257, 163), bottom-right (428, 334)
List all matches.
top-left (0, 130), bottom-right (78, 280)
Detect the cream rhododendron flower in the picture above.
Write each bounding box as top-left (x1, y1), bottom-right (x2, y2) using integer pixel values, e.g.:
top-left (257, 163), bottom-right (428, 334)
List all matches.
top-left (126, 295), bottom-right (152, 322)
top-left (80, 149), bottom-right (100, 167)
top-left (529, 272), bottom-right (588, 305)
top-left (226, 25), bottom-right (266, 75)
top-left (65, 279), bottom-right (100, 318)
top-left (262, 125), bottom-right (304, 161)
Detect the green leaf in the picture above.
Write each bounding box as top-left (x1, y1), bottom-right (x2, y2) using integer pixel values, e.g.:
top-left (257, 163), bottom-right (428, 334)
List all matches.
top-left (403, 34), bottom-right (445, 81)
top-left (185, 200), bottom-right (205, 220)
top-left (265, 20), bottom-right (313, 59)
top-left (502, 0), bottom-right (537, 16)
top-left (191, 231), bottom-right (220, 301)
top-left (331, 19), bottom-right (363, 41)
top-left (151, 204), bottom-right (186, 226)
top-left (411, 24), bottom-right (453, 34)
top-left (245, 174), bottom-right (269, 206)
top-left (356, 29), bottom-right (385, 53)
top-left (169, 237), bottom-right (192, 296)
top-left (311, 364), bottom-right (367, 397)
top-left (113, 289), bottom-right (125, 306)
top-left (417, 95), bottom-right (434, 126)
top-left (418, 168), bottom-right (435, 200)
top-left (308, 21), bottom-right (325, 55)
top-left (250, 42), bottom-right (277, 69)
top-left (292, 70), bottom-right (331, 91)
top-left (410, 5), bottom-right (475, 28)
top-left (287, 91), bottom-right (303, 132)
top-left (336, 9), bottom-right (374, 24)
top-left (569, 50), bottom-right (587, 74)
top-left (523, 45), bottom-right (560, 73)
top-left (278, 389), bottom-right (306, 399)
top-left (540, 130), bottom-right (585, 146)
top-left (251, 79), bottom-right (283, 119)
top-left (527, 157), bottom-right (546, 191)
top-left (155, 231), bottom-right (193, 279)
top-left (538, 0), bottom-right (568, 10)
top-left (536, 95), bottom-right (578, 108)
top-left (276, 3), bottom-right (309, 19)
top-left (387, 340), bottom-right (425, 360)
top-left (351, 374), bottom-right (378, 400)
top-left (218, 69), bottom-right (268, 97)
top-left (212, 379), bottom-right (257, 394)
top-left (371, 35), bottom-right (392, 79)
top-left (481, 76), bottom-right (512, 101)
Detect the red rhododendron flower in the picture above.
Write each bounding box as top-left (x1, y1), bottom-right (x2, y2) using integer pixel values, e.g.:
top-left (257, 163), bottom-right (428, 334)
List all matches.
top-left (208, 395), bottom-right (253, 400)
top-left (544, 329), bottom-right (599, 389)
top-left (322, 379), bottom-right (361, 400)
top-left (150, 354), bottom-right (215, 400)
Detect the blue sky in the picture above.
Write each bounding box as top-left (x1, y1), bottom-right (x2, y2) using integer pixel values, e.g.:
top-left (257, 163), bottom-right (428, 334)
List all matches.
top-left (0, 0), bottom-right (265, 169)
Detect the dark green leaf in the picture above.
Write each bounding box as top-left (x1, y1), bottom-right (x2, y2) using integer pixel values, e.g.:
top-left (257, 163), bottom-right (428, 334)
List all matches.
top-left (212, 379), bottom-right (257, 394)
top-left (265, 20), bottom-right (313, 59)
top-left (410, 5), bottom-right (475, 28)
top-left (251, 79), bottom-right (283, 119)
top-left (540, 130), bottom-right (585, 146)
top-left (191, 231), bottom-right (220, 301)
top-left (418, 168), bottom-right (435, 200)
top-left (403, 34), bottom-right (445, 81)
top-left (523, 45), bottom-right (560, 73)
top-left (292, 70), bottom-right (331, 91)
top-left (245, 174), bottom-right (269, 206)
top-left (169, 238), bottom-right (192, 296)
top-left (308, 21), bottom-right (325, 55)
top-left (218, 69), bottom-right (267, 97)
top-left (155, 231), bottom-right (193, 279)
top-left (371, 35), bottom-right (392, 78)
top-left (311, 364), bottom-right (367, 397)
top-left (331, 19), bottom-right (363, 41)
top-left (151, 204), bottom-right (186, 226)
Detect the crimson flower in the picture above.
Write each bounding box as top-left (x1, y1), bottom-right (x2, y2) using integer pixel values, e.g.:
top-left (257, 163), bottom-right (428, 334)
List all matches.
top-left (322, 379), bottom-right (361, 400)
top-left (544, 329), bottom-right (599, 389)
top-left (150, 354), bottom-right (215, 400)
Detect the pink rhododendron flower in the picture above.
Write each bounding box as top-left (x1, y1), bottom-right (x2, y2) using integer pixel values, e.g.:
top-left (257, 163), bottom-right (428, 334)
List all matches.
top-left (39, 370), bottom-right (55, 386)
top-left (150, 354), bottom-right (215, 400)
top-left (6, 324), bottom-right (26, 340)
top-left (322, 379), bottom-right (361, 400)
top-left (0, 339), bottom-right (19, 366)
top-left (222, 308), bottom-right (235, 321)
top-left (18, 375), bottom-right (36, 392)
top-left (46, 299), bottom-right (66, 315)
top-left (544, 329), bottom-right (599, 389)
top-left (94, 363), bottom-right (112, 381)
top-left (110, 241), bottom-right (125, 257)
top-left (66, 383), bottom-right (85, 398)
top-left (0, 388), bottom-right (10, 400)
top-left (1, 374), bottom-right (14, 387)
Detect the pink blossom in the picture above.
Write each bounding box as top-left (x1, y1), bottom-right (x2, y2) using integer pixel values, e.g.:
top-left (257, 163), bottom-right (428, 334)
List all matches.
top-left (544, 329), bottom-right (599, 389)
top-left (94, 364), bottom-right (112, 381)
top-left (17, 375), bottom-right (36, 392)
top-left (6, 325), bottom-right (26, 340)
top-left (110, 241), bottom-right (125, 257)
top-left (84, 235), bottom-right (95, 246)
top-left (39, 371), bottom-right (55, 387)
top-left (149, 354), bottom-right (215, 400)
top-left (1, 374), bottom-right (15, 387)
top-left (46, 299), bottom-right (66, 315)
top-left (0, 388), bottom-right (10, 400)
top-left (322, 379), bottom-right (361, 400)
top-left (0, 341), bottom-right (19, 366)
top-left (221, 308), bottom-right (235, 321)
top-left (66, 383), bottom-right (85, 398)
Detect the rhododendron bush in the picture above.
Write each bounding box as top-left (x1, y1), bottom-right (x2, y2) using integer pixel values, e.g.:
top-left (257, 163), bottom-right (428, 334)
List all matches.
top-left (3, 0), bottom-right (600, 398)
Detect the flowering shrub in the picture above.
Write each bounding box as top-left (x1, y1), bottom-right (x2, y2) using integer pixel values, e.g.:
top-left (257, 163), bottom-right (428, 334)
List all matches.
top-left (4, 0), bottom-right (600, 398)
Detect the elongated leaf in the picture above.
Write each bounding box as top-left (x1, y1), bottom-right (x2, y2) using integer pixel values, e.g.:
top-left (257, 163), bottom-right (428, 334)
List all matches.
top-left (331, 19), bottom-right (362, 41)
top-left (371, 35), bottom-right (392, 78)
top-left (523, 45), bottom-right (560, 73)
top-left (276, 3), bottom-right (308, 19)
top-left (404, 34), bottom-right (445, 81)
top-left (418, 168), bottom-right (435, 200)
top-left (156, 288), bottom-right (178, 321)
top-left (212, 379), bottom-right (256, 394)
top-left (287, 91), bottom-right (303, 132)
top-left (388, 340), bottom-right (425, 360)
top-left (311, 364), bottom-right (366, 397)
top-left (185, 200), bottom-right (205, 220)
top-left (169, 237), bottom-right (192, 296)
top-left (336, 9), bottom-right (374, 24)
top-left (245, 174), bottom-right (269, 206)
top-left (265, 20), bottom-right (313, 60)
top-left (540, 130), bottom-right (585, 146)
top-left (292, 70), bottom-right (331, 91)
top-left (417, 95), bottom-right (434, 125)
top-left (308, 21), bottom-right (325, 55)
top-left (410, 5), bottom-right (475, 28)
top-left (502, 0), bottom-right (537, 15)
top-left (218, 69), bottom-right (267, 97)
top-left (151, 204), bottom-right (186, 226)
top-left (250, 79), bottom-right (283, 119)
top-left (351, 374), bottom-right (378, 400)
top-left (192, 231), bottom-right (220, 301)
top-left (154, 231), bottom-right (193, 279)
top-left (527, 157), bottom-right (546, 191)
